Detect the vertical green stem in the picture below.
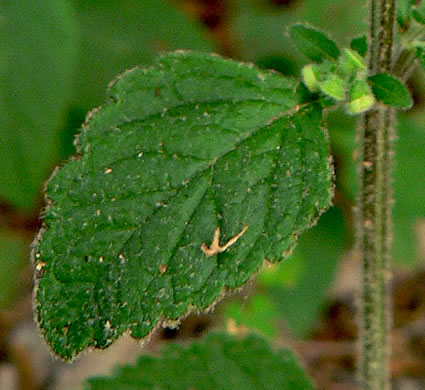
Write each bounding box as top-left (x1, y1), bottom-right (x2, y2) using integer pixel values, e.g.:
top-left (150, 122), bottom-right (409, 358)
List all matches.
top-left (357, 0), bottom-right (396, 389)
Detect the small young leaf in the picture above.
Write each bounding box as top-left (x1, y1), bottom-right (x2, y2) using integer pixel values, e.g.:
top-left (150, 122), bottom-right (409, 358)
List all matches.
top-left (33, 52), bottom-right (333, 360)
top-left (350, 35), bottom-right (368, 57)
top-left (339, 48), bottom-right (366, 76)
top-left (289, 24), bottom-right (340, 62)
top-left (85, 333), bottom-right (315, 390)
top-left (368, 73), bottom-right (413, 108)
top-left (301, 62), bottom-right (335, 93)
top-left (301, 64), bottom-right (320, 92)
top-left (318, 75), bottom-right (346, 101)
top-left (346, 79), bottom-right (375, 115)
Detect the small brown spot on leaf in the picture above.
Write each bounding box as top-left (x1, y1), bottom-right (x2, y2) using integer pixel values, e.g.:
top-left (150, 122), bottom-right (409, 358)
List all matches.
top-left (155, 87), bottom-right (161, 97)
top-left (159, 264), bottom-right (168, 274)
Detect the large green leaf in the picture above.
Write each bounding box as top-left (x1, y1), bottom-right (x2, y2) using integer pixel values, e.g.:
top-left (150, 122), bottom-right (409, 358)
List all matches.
top-left (0, 0), bottom-right (78, 212)
top-left (69, 0), bottom-right (214, 110)
top-left (85, 333), bottom-right (315, 390)
top-left (33, 52), bottom-right (333, 360)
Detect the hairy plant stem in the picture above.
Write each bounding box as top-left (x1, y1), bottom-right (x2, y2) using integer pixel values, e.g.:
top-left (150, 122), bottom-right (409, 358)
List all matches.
top-left (357, 0), bottom-right (396, 389)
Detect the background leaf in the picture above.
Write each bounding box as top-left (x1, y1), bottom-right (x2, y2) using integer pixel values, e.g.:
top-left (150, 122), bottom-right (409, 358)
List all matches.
top-left (232, 0), bottom-right (366, 68)
top-left (225, 293), bottom-right (280, 338)
top-left (33, 52), bottom-right (333, 360)
top-left (0, 0), bottom-right (78, 212)
top-left (328, 109), bottom-right (425, 265)
top-left (69, 0), bottom-right (214, 111)
top-left (392, 113), bottom-right (425, 263)
top-left (85, 332), bottom-right (315, 390)
top-left (262, 207), bottom-right (346, 336)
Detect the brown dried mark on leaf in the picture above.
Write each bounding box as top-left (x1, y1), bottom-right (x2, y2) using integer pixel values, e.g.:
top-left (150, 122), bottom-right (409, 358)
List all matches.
top-left (201, 225), bottom-right (249, 257)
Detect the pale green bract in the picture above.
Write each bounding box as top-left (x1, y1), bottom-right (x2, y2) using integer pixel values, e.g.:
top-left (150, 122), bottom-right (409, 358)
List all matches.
top-left (85, 333), bottom-right (315, 390)
top-left (33, 52), bottom-right (333, 360)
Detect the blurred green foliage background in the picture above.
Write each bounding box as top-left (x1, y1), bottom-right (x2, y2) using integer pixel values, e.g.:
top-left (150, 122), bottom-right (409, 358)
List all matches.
top-left (1, 0), bottom-right (425, 360)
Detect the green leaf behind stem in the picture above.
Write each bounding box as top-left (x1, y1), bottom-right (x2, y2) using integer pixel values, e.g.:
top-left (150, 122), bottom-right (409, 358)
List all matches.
top-left (329, 109), bottom-right (425, 265)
